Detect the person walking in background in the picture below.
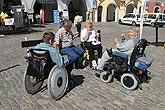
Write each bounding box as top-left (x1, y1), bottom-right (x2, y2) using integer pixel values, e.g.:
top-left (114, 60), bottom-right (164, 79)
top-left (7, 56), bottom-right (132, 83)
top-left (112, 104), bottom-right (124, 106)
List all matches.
top-left (59, 11), bottom-right (66, 27)
top-left (74, 11), bottom-right (82, 37)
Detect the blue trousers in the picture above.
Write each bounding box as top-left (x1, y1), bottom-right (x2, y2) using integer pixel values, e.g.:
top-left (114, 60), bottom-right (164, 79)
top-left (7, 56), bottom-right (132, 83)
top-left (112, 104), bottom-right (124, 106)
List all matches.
top-left (61, 45), bottom-right (84, 64)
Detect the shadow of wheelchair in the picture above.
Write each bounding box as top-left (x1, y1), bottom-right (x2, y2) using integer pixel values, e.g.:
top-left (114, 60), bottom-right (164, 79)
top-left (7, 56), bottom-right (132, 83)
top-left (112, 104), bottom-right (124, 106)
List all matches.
top-left (54, 74), bottom-right (85, 100)
top-left (30, 74), bottom-right (85, 99)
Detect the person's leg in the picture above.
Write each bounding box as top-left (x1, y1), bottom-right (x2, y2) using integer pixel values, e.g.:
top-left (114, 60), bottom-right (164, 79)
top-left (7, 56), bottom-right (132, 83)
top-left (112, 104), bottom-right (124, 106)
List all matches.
top-left (93, 44), bottom-right (102, 59)
top-left (76, 23), bottom-right (81, 37)
top-left (61, 47), bottom-right (79, 64)
top-left (97, 50), bottom-right (111, 70)
top-left (84, 42), bottom-right (94, 62)
top-left (72, 45), bottom-right (84, 57)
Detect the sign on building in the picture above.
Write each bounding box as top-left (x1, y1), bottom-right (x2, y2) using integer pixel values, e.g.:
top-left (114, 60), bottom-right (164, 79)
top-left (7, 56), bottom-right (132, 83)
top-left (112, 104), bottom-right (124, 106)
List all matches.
top-left (53, 10), bottom-right (60, 24)
top-left (93, 0), bottom-right (97, 8)
top-left (146, 2), bottom-right (149, 10)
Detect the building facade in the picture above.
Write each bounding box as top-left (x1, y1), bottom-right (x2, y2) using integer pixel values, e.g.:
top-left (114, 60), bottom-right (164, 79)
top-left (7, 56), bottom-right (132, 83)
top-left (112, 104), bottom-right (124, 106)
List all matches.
top-left (1, 0), bottom-right (164, 23)
top-left (95, 0), bottom-right (143, 22)
top-left (147, 2), bottom-right (165, 13)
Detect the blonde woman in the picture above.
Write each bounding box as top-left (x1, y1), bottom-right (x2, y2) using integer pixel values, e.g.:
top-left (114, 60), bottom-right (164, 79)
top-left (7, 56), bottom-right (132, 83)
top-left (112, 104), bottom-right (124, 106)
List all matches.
top-left (80, 20), bottom-right (102, 69)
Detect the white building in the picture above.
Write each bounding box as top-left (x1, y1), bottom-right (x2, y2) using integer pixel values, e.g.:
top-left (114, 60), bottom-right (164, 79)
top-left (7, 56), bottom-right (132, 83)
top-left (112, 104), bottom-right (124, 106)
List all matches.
top-left (0, 0), bottom-right (94, 22)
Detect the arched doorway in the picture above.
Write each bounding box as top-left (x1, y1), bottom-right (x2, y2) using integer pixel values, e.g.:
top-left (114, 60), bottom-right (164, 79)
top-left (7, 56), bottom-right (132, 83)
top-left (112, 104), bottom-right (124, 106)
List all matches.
top-left (154, 7), bottom-right (160, 13)
top-left (97, 6), bottom-right (102, 22)
top-left (126, 4), bottom-right (135, 14)
top-left (107, 4), bottom-right (117, 22)
top-left (33, 1), bottom-right (57, 23)
top-left (68, 0), bottom-right (86, 22)
top-left (33, 2), bottom-right (42, 23)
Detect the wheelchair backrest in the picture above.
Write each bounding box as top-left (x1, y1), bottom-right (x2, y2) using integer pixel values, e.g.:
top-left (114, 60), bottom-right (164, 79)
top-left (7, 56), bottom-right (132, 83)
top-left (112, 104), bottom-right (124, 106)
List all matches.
top-left (129, 39), bottom-right (149, 66)
top-left (27, 49), bottom-right (54, 78)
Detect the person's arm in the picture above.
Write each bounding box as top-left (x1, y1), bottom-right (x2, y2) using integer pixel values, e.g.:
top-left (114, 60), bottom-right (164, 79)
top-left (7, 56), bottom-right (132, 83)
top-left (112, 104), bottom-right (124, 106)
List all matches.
top-left (116, 39), bottom-right (134, 52)
top-left (83, 28), bottom-right (90, 41)
top-left (52, 50), bottom-right (68, 67)
top-left (53, 42), bottom-right (59, 51)
top-left (73, 32), bottom-right (79, 39)
top-left (54, 30), bottom-right (61, 51)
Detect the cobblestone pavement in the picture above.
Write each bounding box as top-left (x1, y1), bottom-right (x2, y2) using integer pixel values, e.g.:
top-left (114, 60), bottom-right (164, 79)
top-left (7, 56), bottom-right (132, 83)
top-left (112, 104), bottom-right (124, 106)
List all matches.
top-left (0, 22), bottom-right (165, 110)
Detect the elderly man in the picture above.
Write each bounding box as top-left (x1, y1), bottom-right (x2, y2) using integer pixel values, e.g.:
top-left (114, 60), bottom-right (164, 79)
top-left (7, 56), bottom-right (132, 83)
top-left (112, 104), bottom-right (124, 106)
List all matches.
top-left (54, 19), bottom-right (84, 64)
top-left (96, 27), bottom-right (140, 73)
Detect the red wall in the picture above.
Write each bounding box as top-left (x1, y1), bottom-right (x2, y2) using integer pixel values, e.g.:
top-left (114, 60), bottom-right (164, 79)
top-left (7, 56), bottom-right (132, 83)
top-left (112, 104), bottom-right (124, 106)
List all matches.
top-left (148, 2), bottom-right (165, 13)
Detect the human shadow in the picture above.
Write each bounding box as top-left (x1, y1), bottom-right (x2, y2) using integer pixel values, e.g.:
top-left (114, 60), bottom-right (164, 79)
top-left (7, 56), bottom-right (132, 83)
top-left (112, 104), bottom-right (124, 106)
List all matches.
top-left (149, 41), bottom-right (164, 47)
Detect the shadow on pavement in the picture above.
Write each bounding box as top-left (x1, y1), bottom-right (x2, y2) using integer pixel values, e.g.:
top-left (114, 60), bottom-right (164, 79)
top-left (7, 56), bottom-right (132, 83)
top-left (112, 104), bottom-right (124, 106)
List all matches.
top-left (149, 41), bottom-right (164, 47)
top-left (0, 64), bottom-right (20, 73)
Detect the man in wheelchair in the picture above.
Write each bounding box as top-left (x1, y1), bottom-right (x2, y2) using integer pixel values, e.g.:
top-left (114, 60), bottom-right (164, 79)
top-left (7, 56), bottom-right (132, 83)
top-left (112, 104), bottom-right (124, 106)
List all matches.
top-left (95, 27), bottom-right (153, 90)
top-left (54, 19), bottom-right (84, 65)
top-left (34, 31), bottom-right (69, 67)
top-left (23, 31), bottom-right (76, 99)
top-left (96, 27), bottom-right (139, 73)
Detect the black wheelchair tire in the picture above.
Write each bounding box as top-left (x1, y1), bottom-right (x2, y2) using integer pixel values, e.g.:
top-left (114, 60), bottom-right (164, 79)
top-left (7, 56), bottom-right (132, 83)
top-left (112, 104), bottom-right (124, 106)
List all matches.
top-left (100, 71), bottom-right (113, 83)
top-left (23, 70), bottom-right (44, 95)
top-left (120, 73), bottom-right (138, 90)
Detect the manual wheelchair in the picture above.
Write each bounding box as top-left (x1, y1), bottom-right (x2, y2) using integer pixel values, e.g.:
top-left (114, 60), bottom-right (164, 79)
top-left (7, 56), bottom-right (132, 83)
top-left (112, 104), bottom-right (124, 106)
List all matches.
top-left (21, 39), bottom-right (71, 100)
top-left (99, 39), bottom-right (153, 90)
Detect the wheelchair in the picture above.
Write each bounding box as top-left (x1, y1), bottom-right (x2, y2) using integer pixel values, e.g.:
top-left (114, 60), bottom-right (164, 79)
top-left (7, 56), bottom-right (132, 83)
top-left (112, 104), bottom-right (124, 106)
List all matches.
top-left (80, 30), bottom-right (101, 68)
top-left (21, 40), bottom-right (70, 100)
top-left (99, 39), bottom-right (153, 90)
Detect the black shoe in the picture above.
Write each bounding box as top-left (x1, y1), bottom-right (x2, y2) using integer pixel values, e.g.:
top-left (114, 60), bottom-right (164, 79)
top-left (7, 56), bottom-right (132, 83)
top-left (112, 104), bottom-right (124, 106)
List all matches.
top-left (106, 48), bottom-right (113, 57)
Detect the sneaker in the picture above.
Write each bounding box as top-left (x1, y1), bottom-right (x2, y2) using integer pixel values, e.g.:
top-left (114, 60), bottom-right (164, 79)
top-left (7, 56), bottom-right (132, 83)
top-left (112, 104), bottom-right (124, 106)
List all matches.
top-left (92, 60), bottom-right (97, 69)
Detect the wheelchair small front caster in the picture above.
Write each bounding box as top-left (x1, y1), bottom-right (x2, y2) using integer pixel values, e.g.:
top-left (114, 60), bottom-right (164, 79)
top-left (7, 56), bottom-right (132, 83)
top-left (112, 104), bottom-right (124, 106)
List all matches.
top-left (100, 71), bottom-right (113, 83)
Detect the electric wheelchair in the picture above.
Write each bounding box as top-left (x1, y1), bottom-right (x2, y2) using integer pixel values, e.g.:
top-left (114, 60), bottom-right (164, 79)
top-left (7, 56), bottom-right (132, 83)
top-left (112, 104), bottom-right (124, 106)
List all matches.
top-left (21, 39), bottom-right (71, 100)
top-left (80, 30), bottom-right (101, 68)
top-left (99, 39), bottom-right (153, 90)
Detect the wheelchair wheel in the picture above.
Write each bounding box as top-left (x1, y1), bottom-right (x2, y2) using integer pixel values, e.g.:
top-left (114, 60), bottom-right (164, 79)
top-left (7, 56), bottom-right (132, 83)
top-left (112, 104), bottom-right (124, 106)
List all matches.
top-left (23, 70), bottom-right (44, 95)
top-left (100, 71), bottom-right (113, 83)
top-left (82, 59), bottom-right (89, 67)
top-left (120, 73), bottom-right (138, 90)
top-left (48, 65), bottom-right (68, 100)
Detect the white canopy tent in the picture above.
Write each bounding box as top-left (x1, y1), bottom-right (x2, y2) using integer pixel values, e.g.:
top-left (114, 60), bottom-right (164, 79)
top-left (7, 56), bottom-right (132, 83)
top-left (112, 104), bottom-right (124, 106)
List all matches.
top-left (140, 0), bottom-right (165, 39)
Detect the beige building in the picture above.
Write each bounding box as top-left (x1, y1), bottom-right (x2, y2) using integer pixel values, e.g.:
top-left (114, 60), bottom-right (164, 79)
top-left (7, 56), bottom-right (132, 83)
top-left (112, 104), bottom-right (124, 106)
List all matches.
top-left (95, 0), bottom-right (144, 22)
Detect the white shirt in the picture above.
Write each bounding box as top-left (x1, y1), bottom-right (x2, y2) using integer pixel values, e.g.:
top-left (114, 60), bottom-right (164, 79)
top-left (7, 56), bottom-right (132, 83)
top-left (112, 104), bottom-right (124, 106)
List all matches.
top-left (80, 28), bottom-right (101, 45)
top-left (73, 15), bottom-right (82, 26)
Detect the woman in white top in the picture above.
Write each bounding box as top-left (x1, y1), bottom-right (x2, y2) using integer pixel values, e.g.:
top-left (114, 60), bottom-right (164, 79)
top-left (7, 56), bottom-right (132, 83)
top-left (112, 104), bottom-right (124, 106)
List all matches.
top-left (80, 20), bottom-right (102, 69)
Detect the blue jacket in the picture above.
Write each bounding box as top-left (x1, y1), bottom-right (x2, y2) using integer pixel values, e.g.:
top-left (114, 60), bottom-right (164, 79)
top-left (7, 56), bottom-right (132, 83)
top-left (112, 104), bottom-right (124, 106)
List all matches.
top-left (34, 43), bottom-right (69, 67)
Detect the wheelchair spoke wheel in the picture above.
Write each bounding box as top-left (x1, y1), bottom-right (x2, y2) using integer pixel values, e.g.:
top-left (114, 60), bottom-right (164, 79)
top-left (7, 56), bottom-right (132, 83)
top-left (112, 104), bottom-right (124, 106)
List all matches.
top-left (120, 73), bottom-right (138, 90)
top-left (48, 65), bottom-right (68, 100)
top-left (100, 71), bottom-right (113, 83)
top-left (23, 70), bottom-right (44, 95)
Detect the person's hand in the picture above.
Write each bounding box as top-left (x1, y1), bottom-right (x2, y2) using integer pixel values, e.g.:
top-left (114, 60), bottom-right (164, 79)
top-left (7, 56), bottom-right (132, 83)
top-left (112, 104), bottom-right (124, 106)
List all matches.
top-left (74, 32), bottom-right (79, 38)
top-left (120, 33), bottom-right (125, 40)
top-left (96, 33), bottom-right (100, 38)
top-left (114, 38), bottom-right (119, 44)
